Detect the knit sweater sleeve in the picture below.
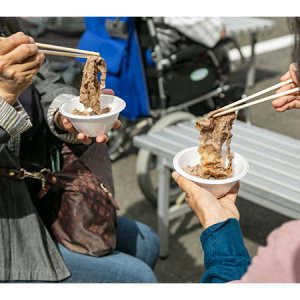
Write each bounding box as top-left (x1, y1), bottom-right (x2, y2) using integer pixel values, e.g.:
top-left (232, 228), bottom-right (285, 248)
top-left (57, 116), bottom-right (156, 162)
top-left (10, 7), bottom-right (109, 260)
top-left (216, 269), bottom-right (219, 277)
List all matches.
top-left (200, 218), bottom-right (251, 283)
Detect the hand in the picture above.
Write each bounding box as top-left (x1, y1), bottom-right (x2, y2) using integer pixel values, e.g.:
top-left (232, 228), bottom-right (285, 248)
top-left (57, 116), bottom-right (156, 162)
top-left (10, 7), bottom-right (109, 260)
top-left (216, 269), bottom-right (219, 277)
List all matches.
top-left (272, 63), bottom-right (300, 112)
top-left (0, 32), bottom-right (45, 105)
top-left (172, 171), bottom-right (240, 230)
top-left (55, 89), bottom-right (122, 145)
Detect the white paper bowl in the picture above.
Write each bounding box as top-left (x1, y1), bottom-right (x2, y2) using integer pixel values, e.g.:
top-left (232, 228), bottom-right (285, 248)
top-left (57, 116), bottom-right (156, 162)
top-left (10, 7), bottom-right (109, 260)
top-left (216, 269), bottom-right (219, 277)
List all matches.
top-left (59, 94), bottom-right (126, 137)
top-left (173, 146), bottom-right (249, 198)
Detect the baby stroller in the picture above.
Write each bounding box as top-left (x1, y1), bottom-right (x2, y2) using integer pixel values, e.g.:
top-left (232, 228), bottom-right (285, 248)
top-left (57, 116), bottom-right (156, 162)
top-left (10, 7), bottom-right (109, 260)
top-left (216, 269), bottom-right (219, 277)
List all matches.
top-left (77, 17), bottom-right (248, 205)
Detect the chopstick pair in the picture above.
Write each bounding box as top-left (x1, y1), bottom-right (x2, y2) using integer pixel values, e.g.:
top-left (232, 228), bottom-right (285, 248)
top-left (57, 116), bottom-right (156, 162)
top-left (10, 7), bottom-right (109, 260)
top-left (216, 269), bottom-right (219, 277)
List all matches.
top-left (0, 36), bottom-right (99, 58)
top-left (213, 78), bottom-right (300, 118)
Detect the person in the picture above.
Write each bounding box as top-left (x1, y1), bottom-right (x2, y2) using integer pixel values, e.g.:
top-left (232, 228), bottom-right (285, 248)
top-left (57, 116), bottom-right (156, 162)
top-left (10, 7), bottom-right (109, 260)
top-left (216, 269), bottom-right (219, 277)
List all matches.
top-left (0, 17), bottom-right (159, 283)
top-left (171, 17), bottom-right (300, 283)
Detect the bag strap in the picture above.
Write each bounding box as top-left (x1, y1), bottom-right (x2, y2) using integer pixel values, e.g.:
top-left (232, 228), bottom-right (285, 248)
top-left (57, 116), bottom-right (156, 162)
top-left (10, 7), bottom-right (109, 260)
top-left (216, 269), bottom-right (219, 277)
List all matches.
top-left (0, 167), bottom-right (58, 183)
top-left (0, 168), bottom-right (24, 179)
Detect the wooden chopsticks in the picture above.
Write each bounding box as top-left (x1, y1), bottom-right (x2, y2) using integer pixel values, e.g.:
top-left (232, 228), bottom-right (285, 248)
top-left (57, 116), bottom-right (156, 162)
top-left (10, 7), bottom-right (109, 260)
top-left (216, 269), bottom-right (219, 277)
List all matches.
top-left (213, 79), bottom-right (300, 118)
top-left (0, 37), bottom-right (99, 58)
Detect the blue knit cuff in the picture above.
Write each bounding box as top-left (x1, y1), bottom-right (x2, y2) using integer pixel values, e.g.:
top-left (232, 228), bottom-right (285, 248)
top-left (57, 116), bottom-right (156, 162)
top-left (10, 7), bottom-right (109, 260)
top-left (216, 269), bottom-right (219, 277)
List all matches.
top-left (200, 218), bottom-right (247, 256)
top-left (200, 218), bottom-right (251, 283)
top-left (200, 219), bottom-right (229, 245)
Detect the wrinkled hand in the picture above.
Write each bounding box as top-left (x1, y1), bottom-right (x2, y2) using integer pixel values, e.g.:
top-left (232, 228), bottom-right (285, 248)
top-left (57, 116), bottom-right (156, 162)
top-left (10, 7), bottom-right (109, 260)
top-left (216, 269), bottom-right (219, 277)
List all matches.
top-left (56, 89), bottom-right (122, 145)
top-left (172, 171), bottom-right (240, 230)
top-left (0, 32), bottom-right (45, 105)
top-left (272, 63), bottom-right (300, 112)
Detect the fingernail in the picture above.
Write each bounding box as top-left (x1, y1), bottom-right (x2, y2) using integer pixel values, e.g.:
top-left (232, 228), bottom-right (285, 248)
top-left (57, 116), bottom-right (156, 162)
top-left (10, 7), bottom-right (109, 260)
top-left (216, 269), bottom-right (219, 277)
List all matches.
top-left (293, 63), bottom-right (298, 72)
top-left (28, 36), bottom-right (34, 44)
top-left (172, 172), bottom-right (180, 182)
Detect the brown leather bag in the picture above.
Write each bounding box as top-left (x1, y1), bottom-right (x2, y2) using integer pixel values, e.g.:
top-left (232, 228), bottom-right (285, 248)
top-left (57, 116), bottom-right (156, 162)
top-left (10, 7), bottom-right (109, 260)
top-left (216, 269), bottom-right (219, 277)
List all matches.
top-left (51, 143), bottom-right (119, 257)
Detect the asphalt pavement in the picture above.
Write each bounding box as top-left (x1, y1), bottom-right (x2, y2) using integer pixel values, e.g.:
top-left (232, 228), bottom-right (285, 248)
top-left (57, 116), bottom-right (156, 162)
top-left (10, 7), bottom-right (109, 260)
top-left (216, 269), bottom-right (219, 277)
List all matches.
top-left (21, 17), bottom-right (298, 283)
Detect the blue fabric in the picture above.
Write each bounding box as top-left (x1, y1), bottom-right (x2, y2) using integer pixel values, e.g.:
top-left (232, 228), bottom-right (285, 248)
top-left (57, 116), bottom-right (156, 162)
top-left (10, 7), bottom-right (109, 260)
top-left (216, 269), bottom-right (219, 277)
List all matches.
top-left (3, 216), bottom-right (159, 283)
top-left (200, 218), bottom-right (252, 283)
top-left (77, 17), bottom-right (150, 121)
top-left (59, 216), bottom-right (159, 283)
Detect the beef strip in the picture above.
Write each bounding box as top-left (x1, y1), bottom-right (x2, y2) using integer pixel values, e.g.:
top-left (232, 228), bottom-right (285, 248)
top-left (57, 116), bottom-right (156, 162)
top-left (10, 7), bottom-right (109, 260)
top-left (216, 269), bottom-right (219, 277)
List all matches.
top-left (73, 54), bottom-right (111, 116)
top-left (184, 110), bottom-right (236, 179)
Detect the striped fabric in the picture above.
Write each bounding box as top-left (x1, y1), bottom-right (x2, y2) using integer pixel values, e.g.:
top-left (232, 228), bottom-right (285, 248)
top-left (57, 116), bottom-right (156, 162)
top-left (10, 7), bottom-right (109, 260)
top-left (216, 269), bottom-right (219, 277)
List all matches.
top-left (0, 97), bottom-right (32, 137)
top-left (47, 94), bottom-right (79, 144)
top-left (0, 94), bottom-right (80, 144)
top-left (163, 17), bottom-right (224, 48)
top-left (153, 17), bottom-right (225, 57)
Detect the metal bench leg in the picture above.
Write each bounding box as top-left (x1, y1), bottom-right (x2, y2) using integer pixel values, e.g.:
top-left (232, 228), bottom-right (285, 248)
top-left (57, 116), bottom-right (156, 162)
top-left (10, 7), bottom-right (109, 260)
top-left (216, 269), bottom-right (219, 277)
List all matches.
top-left (157, 157), bottom-right (170, 258)
top-left (246, 32), bottom-right (257, 89)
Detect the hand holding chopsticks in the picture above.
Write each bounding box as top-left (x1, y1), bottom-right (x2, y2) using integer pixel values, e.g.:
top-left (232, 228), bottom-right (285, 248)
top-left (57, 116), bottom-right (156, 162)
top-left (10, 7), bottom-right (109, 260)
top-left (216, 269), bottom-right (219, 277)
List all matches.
top-left (0, 36), bottom-right (99, 58)
top-left (213, 79), bottom-right (300, 118)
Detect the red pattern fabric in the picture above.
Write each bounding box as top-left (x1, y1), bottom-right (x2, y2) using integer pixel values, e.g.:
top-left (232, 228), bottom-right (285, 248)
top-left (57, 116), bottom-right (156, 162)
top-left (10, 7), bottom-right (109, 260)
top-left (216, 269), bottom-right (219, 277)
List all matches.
top-left (51, 143), bottom-right (119, 257)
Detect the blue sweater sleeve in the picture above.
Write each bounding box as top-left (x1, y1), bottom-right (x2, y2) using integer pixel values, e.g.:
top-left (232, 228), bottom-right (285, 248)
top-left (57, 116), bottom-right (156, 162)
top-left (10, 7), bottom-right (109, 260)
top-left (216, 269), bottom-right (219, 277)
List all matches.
top-left (200, 218), bottom-right (251, 283)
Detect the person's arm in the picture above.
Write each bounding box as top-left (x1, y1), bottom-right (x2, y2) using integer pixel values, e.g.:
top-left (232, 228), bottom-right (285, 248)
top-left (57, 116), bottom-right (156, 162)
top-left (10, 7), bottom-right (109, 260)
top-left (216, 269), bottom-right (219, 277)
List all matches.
top-left (238, 220), bottom-right (300, 283)
top-left (200, 218), bottom-right (251, 283)
top-left (0, 32), bottom-right (44, 143)
top-left (172, 172), bottom-right (251, 283)
top-left (0, 97), bottom-right (32, 143)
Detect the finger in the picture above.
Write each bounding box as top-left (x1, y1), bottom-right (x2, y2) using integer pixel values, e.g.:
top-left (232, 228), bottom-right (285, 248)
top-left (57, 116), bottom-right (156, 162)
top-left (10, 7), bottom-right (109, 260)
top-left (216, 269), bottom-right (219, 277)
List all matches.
top-left (17, 51), bottom-right (45, 71)
top-left (12, 58), bottom-right (44, 81)
top-left (96, 134), bottom-right (109, 144)
top-left (0, 32), bottom-right (34, 55)
top-left (223, 181), bottom-right (240, 203)
top-left (274, 100), bottom-right (300, 112)
top-left (272, 95), bottom-right (299, 109)
top-left (275, 82), bottom-right (297, 94)
top-left (172, 171), bottom-right (181, 183)
top-left (62, 118), bottom-right (78, 134)
top-left (20, 63), bottom-right (42, 82)
top-left (112, 119), bottom-right (122, 130)
top-left (172, 171), bottom-right (203, 195)
top-left (6, 43), bottom-right (39, 64)
top-left (101, 89), bottom-right (114, 96)
top-left (77, 133), bottom-right (92, 145)
top-left (272, 95), bottom-right (292, 107)
top-left (280, 70), bottom-right (291, 82)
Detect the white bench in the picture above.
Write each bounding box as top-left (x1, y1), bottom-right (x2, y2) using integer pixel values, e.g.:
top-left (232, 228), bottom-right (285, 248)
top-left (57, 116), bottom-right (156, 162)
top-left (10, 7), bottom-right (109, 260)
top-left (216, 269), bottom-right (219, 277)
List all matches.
top-left (221, 17), bottom-right (275, 88)
top-left (133, 119), bottom-right (300, 257)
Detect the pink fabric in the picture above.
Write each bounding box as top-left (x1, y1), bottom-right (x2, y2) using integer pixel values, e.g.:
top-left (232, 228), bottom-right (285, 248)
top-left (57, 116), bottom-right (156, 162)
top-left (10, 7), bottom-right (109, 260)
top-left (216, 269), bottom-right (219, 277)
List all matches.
top-left (236, 220), bottom-right (300, 283)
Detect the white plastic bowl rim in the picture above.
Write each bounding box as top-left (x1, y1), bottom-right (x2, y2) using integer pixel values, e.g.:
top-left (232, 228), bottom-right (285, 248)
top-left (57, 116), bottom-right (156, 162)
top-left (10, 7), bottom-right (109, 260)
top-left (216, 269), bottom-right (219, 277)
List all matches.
top-left (59, 95), bottom-right (126, 120)
top-left (173, 146), bottom-right (249, 185)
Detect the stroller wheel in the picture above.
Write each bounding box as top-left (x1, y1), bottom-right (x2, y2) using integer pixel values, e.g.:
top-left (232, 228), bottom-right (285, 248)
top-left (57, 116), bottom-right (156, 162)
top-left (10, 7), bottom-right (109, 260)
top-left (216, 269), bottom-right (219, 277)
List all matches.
top-left (136, 111), bottom-right (195, 206)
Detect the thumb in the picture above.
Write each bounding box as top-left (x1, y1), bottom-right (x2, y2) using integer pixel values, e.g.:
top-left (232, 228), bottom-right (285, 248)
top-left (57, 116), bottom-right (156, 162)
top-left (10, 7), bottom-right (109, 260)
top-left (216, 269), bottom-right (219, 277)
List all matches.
top-left (172, 171), bottom-right (196, 194)
top-left (172, 171), bottom-right (212, 199)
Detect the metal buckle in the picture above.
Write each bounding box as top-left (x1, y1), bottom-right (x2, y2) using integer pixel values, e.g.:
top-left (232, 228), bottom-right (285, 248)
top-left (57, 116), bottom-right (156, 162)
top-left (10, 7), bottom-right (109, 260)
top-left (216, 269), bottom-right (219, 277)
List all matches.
top-left (19, 168), bottom-right (50, 180)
